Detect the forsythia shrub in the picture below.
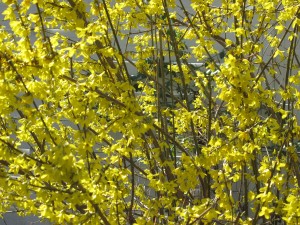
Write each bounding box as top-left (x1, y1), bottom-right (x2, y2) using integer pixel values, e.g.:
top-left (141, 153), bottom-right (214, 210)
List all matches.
top-left (0, 0), bottom-right (300, 224)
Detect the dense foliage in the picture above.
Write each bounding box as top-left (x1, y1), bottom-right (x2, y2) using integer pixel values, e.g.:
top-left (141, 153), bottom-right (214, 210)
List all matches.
top-left (1, 0), bottom-right (300, 224)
